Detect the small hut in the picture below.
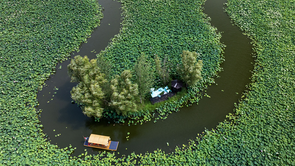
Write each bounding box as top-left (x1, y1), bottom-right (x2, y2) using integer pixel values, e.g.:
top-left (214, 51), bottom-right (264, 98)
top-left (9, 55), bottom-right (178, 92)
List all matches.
top-left (171, 80), bottom-right (183, 92)
top-left (88, 134), bottom-right (110, 147)
top-left (84, 134), bottom-right (119, 151)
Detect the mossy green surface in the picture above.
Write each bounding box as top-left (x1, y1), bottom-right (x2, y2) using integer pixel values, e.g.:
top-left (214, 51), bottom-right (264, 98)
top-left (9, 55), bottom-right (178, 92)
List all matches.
top-left (2, 0), bottom-right (293, 165)
top-left (99, 0), bottom-right (224, 123)
top-left (1, 0), bottom-right (103, 164)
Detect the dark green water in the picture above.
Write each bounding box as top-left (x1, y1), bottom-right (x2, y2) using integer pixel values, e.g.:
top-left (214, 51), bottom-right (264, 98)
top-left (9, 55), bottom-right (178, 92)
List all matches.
top-left (37, 0), bottom-right (253, 156)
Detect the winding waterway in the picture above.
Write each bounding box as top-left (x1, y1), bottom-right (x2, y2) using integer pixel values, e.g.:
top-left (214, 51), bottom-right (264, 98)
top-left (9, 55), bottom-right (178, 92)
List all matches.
top-left (37, 0), bottom-right (253, 156)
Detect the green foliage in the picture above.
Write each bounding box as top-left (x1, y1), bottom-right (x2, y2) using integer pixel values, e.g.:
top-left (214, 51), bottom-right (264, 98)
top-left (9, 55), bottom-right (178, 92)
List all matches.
top-left (1, 0), bottom-right (265, 164)
top-left (138, 88), bottom-right (188, 114)
top-left (0, 0), bottom-right (103, 164)
top-left (178, 50), bottom-right (203, 87)
top-left (134, 53), bottom-right (155, 103)
top-left (68, 55), bottom-right (93, 82)
top-left (68, 55), bottom-right (107, 118)
top-left (94, 0), bottom-right (295, 164)
top-left (96, 0), bottom-right (224, 123)
top-left (100, 0), bottom-right (223, 79)
top-left (154, 54), bottom-right (171, 86)
top-left (96, 54), bottom-right (113, 99)
top-left (103, 0), bottom-right (294, 164)
top-left (97, 54), bottom-right (112, 82)
top-left (110, 70), bottom-right (139, 116)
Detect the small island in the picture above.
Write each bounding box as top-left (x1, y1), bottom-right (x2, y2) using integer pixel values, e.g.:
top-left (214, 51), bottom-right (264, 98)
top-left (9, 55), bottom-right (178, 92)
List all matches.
top-left (68, 50), bottom-right (203, 123)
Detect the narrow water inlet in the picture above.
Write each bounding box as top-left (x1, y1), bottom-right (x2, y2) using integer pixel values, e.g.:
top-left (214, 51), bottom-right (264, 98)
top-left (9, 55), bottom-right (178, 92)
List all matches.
top-left (37, 0), bottom-right (254, 156)
top-left (37, 0), bottom-right (123, 156)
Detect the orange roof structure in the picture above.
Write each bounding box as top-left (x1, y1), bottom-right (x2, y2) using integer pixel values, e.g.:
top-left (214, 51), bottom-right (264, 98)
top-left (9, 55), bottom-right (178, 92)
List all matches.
top-left (88, 134), bottom-right (110, 146)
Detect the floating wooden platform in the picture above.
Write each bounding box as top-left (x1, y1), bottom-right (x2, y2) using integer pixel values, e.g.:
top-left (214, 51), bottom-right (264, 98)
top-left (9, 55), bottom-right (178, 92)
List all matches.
top-left (83, 134), bottom-right (119, 151)
top-left (150, 92), bottom-right (176, 105)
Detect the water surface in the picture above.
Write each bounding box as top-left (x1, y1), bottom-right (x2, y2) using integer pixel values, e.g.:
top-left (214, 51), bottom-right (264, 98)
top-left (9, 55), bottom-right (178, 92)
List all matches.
top-left (38, 0), bottom-right (253, 156)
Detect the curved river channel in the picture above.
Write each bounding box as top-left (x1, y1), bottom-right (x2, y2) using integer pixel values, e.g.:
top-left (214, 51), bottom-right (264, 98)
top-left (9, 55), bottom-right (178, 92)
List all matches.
top-left (37, 0), bottom-right (254, 156)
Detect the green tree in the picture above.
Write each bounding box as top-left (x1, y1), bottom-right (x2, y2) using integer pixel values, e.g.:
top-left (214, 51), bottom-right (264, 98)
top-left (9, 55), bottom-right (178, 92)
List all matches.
top-left (110, 70), bottom-right (139, 116)
top-left (97, 54), bottom-right (112, 81)
top-left (178, 50), bottom-right (203, 87)
top-left (67, 55), bottom-right (90, 83)
top-left (68, 55), bottom-right (107, 118)
top-left (96, 54), bottom-right (113, 100)
top-left (134, 53), bottom-right (155, 103)
top-left (154, 55), bottom-right (170, 85)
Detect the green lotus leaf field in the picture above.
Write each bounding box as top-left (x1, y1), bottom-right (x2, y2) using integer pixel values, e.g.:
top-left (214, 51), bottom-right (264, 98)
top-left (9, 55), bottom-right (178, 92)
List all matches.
top-left (1, 0), bottom-right (294, 165)
top-left (93, 0), bottom-right (224, 123)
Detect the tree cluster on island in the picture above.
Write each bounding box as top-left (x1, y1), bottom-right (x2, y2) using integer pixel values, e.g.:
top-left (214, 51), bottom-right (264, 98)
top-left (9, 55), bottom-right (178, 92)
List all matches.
top-left (67, 50), bottom-right (203, 120)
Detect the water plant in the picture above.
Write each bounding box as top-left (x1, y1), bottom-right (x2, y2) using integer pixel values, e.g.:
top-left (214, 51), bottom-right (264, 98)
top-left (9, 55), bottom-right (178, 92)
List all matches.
top-left (1, 0), bottom-right (223, 163)
top-left (2, 0), bottom-right (293, 164)
top-left (90, 0), bottom-right (224, 122)
top-left (0, 0), bottom-right (103, 164)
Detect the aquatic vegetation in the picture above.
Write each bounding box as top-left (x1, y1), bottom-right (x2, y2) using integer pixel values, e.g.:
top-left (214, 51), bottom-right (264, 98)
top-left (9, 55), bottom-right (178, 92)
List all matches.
top-left (119, 0), bottom-right (294, 164)
top-left (93, 0), bottom-right (224, 122)
top-left (2, 0), bottom-right (293, 164)
top-left (1, 0), bottom-right (223, 164)
top-left (0, 0), bottom-right (103, 164)
top-left (93, 0), bottom-right (295, 164)
top-left (114, 0), bottom-right (294, 164)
